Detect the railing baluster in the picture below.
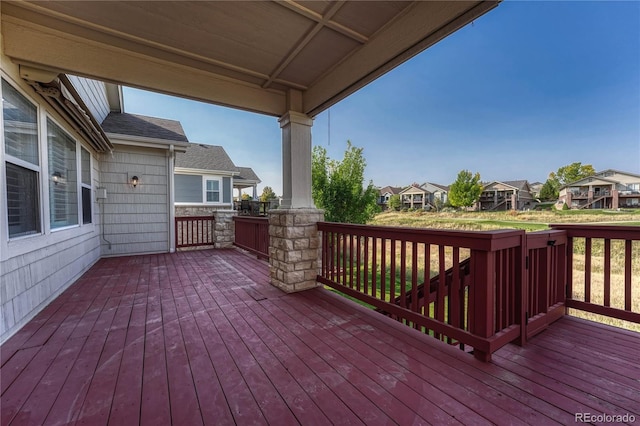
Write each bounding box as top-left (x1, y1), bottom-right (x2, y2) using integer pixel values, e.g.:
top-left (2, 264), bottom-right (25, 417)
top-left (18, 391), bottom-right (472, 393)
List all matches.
top-left (381, 238), bottom-right (386, 302)
top-left (372, 237), bottom-right (378, 298)
top-left (390, 240), bottom-right (396, 305)
top-left (400, 241), bottom-right (406, 310)
top-left (411, 242), bottom-right (418, 329)
top-left (585, 238), bottom-right (592, 303)
top-left (625, 239), bottom-right (632, 311)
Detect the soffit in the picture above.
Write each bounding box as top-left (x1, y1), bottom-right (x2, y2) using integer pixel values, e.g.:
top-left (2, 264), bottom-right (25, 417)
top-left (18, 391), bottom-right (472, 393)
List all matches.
top-left (1, 1), bottom-right (498, 117)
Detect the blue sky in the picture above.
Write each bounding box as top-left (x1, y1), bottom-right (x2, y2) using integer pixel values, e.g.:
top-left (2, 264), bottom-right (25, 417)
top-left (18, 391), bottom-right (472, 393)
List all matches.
top-left (122, 1), bottom-right (640, 195)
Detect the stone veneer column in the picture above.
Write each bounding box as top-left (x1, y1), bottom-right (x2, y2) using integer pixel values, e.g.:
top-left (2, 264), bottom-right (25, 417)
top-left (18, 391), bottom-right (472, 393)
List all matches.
top-left (213, 210), bottom-right (236, 248)
top-left (269, 208), bottom-right (324, 293)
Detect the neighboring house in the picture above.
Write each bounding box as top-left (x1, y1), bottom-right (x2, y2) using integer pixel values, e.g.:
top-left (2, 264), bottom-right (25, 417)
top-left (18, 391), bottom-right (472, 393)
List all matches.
top-left (0, 64), bottom-right (191, 341)
top-left (235, 166), bottom-right (262, 200)
top-left (174, 143), bottom-right (261, 216)
top-left (398, 182), bottom-right (449, 210)
top-left (529, 181), bottom-right (543, 199)
top-left (400, 184), bottom-right (428, 209)
top-left (478, 180), bottom-right (536, 211)
top-left (377, 186), bottom-right (402, 210)
top-left (558, 169), bottom-right (640, 209)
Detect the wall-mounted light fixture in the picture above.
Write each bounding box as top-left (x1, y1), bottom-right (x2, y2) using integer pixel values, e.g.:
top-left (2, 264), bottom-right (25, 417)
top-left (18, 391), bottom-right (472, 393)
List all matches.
top-left (52, 171), bottom-right (62, 185)
top-left (130, 175), bottom-right (139, 188)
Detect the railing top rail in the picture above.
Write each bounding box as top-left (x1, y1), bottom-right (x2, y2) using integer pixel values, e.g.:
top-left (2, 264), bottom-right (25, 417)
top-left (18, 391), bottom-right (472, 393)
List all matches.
top-left (176, 215), bottom-right (215, 221)
top-left (317, 221), bottom-right (524, 251)
top-left (232, 216), bottom-right (269, 223)
top-left (550, 224), bottom-right (640, 239)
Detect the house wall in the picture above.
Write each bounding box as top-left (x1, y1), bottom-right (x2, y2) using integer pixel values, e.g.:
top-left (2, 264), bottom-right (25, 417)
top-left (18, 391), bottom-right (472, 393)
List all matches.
top-left (0, 63), bottom-right (102, 343)
top-left (100, 144), bottom-right (170, 256)
top-left (67, 75), bottom-right (111, 123)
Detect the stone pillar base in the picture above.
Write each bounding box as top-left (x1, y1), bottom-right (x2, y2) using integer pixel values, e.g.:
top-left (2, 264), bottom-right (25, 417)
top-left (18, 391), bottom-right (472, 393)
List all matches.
top-left (213, 210), bottom-right (236, 248)
top-left (269, 208), bottom-right (324, 293)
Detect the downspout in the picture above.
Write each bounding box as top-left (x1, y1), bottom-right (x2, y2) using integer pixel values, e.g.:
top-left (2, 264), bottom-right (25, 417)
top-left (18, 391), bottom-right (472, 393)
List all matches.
top-left (168, 145), bottom-right (176, 253)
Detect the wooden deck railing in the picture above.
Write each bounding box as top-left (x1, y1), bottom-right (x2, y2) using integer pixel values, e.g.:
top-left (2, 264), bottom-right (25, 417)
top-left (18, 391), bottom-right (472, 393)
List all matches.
top-left (175, 216), bottom-right (215, 249)
top-left (233, 216), bottom-right (269, 260)
top-left (317, 222), bottom-right (527, 361)
top-left (550, 224), bottom-right (640, 324)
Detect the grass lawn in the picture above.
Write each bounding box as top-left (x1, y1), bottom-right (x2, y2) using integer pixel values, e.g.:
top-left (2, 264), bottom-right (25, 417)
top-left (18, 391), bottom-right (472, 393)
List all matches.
top-left (370, 209), bottom-right (640, 231)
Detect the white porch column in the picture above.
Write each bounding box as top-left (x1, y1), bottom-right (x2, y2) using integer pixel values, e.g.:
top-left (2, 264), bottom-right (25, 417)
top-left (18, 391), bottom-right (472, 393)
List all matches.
top-left (279, 111), bottom-right (314, 208)
top-left (269, 107), bottom-right (323, 293)
top-left (252, 184), bottom-right (257, 200)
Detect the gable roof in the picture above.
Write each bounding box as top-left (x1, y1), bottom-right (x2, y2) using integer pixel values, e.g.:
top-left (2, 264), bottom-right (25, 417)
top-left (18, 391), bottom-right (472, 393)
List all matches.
top-left (102, 112), bottom-right (188, 142)
top-left (503, 180), bottom-right (531, 192)
top-left (595, 169), bottom-right (640, 179)
top-left (235, 167), bottom-right (261, 184)
top-left (175, 143), bottom-right (237, 173)
top-left (378, 186), bottom-right (402, 195)
top-left (560, 175), bottom-right (620, 189)
top-left (400, 184), bottom-right (427, 195)
top-left (424, 182), bottom-right (449, 192)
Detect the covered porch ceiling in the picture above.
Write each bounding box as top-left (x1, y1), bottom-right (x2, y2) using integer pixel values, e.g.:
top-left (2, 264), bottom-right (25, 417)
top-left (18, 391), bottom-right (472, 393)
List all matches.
top-left (1, 0), bottom-right (498, 117)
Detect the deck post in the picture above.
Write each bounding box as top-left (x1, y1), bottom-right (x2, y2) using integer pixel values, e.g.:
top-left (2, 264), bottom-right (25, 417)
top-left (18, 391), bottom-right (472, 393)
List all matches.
top-left (470, 249), bottom-right (495, 362)
top-left (270, 98), bottom-right (324, 292)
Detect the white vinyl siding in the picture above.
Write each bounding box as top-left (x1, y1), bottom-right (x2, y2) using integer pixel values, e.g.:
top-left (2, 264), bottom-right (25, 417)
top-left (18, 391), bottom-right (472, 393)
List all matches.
top-left (100, 145), bottom-right (169, 255)
top-left (66, 75), bottom-right (110, 123)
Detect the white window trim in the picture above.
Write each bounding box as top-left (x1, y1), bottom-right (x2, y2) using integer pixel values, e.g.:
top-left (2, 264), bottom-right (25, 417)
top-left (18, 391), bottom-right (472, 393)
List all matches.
top-left (79, 146), bottom-right (93, 225)
top-left (204, 176), bottom-right (222, 204)
top-left (1, 75), bottom-right (45, 242)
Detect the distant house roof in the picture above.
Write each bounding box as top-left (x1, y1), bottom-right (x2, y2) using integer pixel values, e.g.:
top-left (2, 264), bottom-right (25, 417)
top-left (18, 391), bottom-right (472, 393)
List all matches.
top-left (424, 182), bottom-right (449, 192)
top-left (235, 166), bottom-right (261, 184)
top-left (102, 112), bottom-right (188, 142)
top-left (503, 180), bottom-right (531, 191)
top-left (595, 169), bottom-right (640, 179)
top-left (175, 143), bottom-right (237, 173)
top-left (378, 186), bottom-right (402, 195)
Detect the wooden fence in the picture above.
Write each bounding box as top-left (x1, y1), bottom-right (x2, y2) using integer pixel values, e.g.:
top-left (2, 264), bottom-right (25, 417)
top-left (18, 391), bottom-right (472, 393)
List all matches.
top-left (317, 222), bottom-right (639, 361)
top-left (233, 216), bottom-right (269, 260)
top-left (175, 216), bottom-right (215, 249)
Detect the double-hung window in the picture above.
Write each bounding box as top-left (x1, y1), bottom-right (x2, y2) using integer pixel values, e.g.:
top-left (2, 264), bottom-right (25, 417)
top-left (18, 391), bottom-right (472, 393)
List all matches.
top-left (205, 179), bottom-right (220, 202)
top-left (3, 79), bottom-right (41, 238)
top-left (47, 118), bottom-right (78, 229)
top-left (80, 147), bottom-right (92, 224)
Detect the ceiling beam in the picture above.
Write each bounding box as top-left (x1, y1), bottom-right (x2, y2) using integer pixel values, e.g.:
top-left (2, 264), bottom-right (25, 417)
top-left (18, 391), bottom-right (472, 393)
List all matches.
top-left (263, 1), bottom-right (346, 89)
top-left (277, 0), bottom-right (368, 44)
top-left (2, 18), bottom-right (287, 116)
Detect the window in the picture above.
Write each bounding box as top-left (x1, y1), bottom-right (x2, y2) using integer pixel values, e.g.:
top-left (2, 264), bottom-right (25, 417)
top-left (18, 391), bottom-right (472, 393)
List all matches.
top-left (175, 174), bottom-right (202, 202)
top-left (206, 179), bottom-right (220, 202)
top-left (48, 118), bottom-right (78, 229)
top-left (3, 78), bottom-right (41, 238)
top-left (81, 147), bottom-right (92, 224)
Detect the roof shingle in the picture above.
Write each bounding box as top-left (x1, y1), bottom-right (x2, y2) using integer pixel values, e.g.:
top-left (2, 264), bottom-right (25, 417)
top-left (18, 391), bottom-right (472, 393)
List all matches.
top-left (102, 112), bottom-right (188, 142)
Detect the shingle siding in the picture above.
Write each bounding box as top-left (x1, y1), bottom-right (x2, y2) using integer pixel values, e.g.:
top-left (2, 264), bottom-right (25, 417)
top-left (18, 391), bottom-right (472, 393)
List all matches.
top-left (100, 145), bottom-right (169, 256)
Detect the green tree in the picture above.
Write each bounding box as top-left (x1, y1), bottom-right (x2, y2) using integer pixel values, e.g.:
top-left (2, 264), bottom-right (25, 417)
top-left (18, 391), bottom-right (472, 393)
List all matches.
top-left (448, 170), bottom-right (483, 208)
top-left (540, 162), bottom-right (596, 201)
top-left (554, 162), bottom-right (596, 185)
top-left (312, 141), bottom-right (379, 223)
top-left (241, 193), bottom-right (252, 201)
top-left (539, 179), bottom-right (559, 201)
top-left (387, 194), bottom-right (401, 211)
top-left (259, 186), bottom-right (277, 202)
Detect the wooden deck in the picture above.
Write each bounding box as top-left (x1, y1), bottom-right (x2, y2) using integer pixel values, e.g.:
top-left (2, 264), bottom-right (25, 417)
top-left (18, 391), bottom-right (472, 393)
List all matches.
top-left (1, 249), bottom-right (638, 425)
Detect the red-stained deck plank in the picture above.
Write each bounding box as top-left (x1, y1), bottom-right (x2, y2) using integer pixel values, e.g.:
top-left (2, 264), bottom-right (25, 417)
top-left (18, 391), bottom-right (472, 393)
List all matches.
top-left (2, 249), bottom-right (638, 426)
